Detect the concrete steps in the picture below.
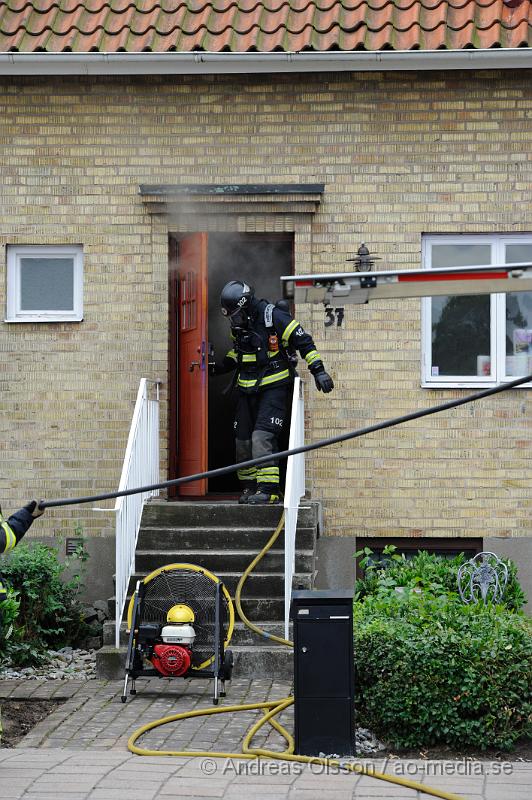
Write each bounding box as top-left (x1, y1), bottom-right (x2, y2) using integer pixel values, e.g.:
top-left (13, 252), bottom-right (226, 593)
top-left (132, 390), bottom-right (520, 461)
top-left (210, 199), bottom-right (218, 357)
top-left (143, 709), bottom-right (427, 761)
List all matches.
top-left (96, 499), bottom-right (318, 681)
top-left (134, 548), bottom-right (315, 573)
top-left (105, 620), bottom-right (292, 648)
top-left (136, 526), bottom-right (317, 550)
top-left (119, 570), bottom-right (312, 598)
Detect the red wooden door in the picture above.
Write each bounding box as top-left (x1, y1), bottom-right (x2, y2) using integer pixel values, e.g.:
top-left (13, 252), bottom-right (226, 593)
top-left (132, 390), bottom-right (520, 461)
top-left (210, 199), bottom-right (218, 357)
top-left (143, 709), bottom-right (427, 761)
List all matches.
top-left (177, 233), bottom-right (208, 496)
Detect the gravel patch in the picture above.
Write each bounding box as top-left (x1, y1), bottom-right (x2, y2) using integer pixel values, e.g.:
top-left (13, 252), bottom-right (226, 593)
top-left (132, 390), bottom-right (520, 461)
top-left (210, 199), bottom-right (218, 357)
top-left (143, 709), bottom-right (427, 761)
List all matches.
top-left (0, 647), bottom-right (97, 681)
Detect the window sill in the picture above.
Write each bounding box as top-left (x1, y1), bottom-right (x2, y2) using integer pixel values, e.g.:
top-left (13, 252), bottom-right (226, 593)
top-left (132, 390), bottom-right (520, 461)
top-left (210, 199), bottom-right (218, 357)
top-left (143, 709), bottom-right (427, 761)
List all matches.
top-left (4, 316), bottom-right (83, 323)
top-left (422, 379), bottom-right (532, 390)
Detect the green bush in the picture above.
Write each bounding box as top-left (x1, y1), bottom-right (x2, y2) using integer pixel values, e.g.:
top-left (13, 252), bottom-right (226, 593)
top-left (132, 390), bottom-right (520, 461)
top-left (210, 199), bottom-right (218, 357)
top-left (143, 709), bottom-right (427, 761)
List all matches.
top-left (354, 548), bottom-right (532, 750)
top-left (0, 589), bottom-right (20, 658)
top-left (0, 542), bottom-right (88, 667)
top-left (355, 546), bottom-right (526, 612)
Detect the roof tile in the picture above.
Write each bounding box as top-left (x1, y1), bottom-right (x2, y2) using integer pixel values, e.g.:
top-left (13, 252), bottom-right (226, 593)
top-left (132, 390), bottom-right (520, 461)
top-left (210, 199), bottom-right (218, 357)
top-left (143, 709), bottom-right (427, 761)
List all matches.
top-left (0, 0), bottom-right (529, 53)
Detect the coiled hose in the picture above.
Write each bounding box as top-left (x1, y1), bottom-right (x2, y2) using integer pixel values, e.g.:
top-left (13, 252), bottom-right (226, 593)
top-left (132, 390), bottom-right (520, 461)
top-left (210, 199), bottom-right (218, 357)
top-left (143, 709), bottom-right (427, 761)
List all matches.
top-left (127, 513), bottom-right (466, 800)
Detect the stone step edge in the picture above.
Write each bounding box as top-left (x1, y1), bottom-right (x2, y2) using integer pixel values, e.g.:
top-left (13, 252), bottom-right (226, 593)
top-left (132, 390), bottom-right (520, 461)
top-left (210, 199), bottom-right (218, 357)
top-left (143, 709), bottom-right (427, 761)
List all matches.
top-left (139, 525), bottom-right (317, 532)
top-left (95, 645), bottom-right (294, 680)
top-left (107, 602), bottom-right (295, 622)
top-left (103, 625), bottom-right (293, 647)
top-left (105, 619), bottom-right (292, 629)
top-left (96, 639), bottom-right (293, 658)
top-left (109, 596), bottom-right (309, 615)
top-left (141, 514), bottom-right (317, 529)
top-left (135, 548), bottom-right (315, 555)
top-left (130, 561), bottom-right (315, 580)
top-left (110, 589), bottom-right (307, 599)
top-left (144, 500), bottom-right (318, 510)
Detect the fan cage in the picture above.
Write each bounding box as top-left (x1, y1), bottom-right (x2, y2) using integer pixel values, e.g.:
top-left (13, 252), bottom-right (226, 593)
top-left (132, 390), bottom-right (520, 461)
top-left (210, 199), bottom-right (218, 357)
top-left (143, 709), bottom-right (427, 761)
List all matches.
top-left (134, 564), bottom-right (233, 669)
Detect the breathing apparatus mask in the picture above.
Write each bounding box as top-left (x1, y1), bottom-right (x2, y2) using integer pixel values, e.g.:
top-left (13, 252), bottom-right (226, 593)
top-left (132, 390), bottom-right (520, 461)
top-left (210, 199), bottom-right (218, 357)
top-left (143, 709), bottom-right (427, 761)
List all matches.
top-left (220, 280), bottom-right (254, 330)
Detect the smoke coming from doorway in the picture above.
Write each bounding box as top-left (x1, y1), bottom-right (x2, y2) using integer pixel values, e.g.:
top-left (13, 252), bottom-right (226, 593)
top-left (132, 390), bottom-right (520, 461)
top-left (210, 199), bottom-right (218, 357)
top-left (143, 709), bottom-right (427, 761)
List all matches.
top-left (207, 233), bottom-right (294, 492)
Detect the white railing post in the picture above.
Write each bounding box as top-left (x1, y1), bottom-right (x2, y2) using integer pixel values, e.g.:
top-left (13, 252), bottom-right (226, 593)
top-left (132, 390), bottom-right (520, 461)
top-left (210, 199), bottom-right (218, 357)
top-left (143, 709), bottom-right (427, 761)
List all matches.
top-left (284, 377), bottom-right (305, 639)
top-left (102, 379), bottom-right (160, 649)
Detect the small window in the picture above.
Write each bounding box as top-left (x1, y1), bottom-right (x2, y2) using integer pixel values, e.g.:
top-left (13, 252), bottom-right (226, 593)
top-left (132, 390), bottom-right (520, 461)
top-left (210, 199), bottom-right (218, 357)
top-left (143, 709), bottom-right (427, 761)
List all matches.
top-left (6, 245), bottom-right (83, 322)
top-left (422, 234), bottom-right (532, 387)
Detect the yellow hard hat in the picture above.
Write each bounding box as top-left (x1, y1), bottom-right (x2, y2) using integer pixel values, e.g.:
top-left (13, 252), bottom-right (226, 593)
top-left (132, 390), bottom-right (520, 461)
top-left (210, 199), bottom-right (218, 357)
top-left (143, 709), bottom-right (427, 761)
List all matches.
top-left (166, 604), bottom-right (195, 624)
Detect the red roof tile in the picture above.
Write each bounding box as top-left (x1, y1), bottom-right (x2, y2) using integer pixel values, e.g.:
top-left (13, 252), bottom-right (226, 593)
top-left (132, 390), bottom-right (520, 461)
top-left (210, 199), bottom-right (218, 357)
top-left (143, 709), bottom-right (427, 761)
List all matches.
top-left (0, 1), bottom-right (530, 54)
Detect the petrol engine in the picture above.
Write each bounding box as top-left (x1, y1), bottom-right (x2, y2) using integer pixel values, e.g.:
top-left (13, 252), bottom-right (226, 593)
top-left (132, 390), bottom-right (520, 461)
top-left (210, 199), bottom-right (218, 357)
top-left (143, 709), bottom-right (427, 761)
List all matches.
top-left (137, 604), bottom-right (196, 678)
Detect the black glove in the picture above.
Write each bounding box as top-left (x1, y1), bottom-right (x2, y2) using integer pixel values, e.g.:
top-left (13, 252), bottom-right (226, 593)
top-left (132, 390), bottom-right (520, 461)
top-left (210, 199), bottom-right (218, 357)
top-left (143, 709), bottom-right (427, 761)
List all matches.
top-left (24, 500), bottom-right (45, 518)
top-left (313, 370), bottom-right (334, 393)
top-left (210, 362), bottom-right (231, 376)
top-left (210, 355), bottom-right (238, 376)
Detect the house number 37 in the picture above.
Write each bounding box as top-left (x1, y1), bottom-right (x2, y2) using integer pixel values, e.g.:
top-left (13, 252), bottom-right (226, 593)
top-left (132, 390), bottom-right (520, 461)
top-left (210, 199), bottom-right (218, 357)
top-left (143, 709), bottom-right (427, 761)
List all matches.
top-left (324, 306), bottom-right (345, 328)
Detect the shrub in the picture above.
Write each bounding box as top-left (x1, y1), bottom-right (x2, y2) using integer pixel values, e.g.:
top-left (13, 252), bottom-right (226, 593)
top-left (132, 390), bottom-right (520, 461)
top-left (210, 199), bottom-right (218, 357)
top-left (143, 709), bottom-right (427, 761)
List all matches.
top-left (0, 542), bottom-right (88, 667)
top-left (354, 549), bottom-right (532, 750)
top-left (355, 546), bottom-right (527, 612)
top-left (0, 589), bottom-right (20, 659)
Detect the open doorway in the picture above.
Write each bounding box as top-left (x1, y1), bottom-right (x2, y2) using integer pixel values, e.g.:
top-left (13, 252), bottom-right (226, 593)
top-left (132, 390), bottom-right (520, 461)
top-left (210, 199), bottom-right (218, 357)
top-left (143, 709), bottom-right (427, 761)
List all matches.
top-left (207, 234), bottom-right (293, 493)
top-left (168, 232), bottom-right (293, 497)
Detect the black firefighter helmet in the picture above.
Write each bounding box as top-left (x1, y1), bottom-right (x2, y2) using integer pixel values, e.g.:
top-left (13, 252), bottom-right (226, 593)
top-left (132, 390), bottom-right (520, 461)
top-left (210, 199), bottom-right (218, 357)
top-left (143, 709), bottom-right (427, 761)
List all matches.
top-left (220, 280), bottom-right (254, 327)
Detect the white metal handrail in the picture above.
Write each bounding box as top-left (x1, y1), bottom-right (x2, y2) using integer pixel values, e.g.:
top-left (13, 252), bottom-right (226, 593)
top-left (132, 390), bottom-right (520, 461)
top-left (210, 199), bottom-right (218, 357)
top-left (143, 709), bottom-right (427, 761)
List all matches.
top-left (284, 376), bottom-right (306, 638)
top-left (111, 379), bottom-right (161, 648)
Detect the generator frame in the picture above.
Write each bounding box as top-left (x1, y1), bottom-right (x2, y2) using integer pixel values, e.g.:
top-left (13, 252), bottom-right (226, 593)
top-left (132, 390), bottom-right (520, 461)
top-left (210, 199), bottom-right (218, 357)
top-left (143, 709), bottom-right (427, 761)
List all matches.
top-left (122, 576), bottom-right (233, 705)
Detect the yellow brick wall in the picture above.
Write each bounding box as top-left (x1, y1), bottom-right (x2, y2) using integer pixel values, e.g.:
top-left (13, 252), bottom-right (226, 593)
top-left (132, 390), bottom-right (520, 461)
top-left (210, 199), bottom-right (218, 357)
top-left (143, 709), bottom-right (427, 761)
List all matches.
top-left (0, 69), bottom-right (531, 540)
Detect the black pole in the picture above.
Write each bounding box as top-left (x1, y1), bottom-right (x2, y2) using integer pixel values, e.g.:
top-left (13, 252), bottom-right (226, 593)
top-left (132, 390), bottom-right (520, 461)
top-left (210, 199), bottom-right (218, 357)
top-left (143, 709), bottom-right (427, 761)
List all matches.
top-left (40, 373), bottom-right (532, 509)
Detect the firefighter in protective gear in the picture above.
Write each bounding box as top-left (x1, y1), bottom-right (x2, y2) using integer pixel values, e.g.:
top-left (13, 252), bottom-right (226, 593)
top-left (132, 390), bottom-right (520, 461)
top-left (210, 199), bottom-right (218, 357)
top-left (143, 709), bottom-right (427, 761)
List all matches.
top-left (216, 280), bottom-right (334, 505)
top-left (0, 501), bottom-right (44, 601)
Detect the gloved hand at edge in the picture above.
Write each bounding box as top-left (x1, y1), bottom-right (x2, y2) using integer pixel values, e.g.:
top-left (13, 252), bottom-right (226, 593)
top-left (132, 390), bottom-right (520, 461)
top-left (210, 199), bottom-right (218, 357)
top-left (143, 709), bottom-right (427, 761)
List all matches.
top-left (313, 370), bottom-right (334, 393)
top-left (24, 500), bottom-right (45, 518)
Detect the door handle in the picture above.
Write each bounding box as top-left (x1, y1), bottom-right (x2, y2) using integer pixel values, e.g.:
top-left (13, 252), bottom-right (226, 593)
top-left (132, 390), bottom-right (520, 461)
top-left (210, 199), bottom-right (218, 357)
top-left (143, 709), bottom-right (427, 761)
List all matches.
top-left (188, 361), bottom-right (200, 372)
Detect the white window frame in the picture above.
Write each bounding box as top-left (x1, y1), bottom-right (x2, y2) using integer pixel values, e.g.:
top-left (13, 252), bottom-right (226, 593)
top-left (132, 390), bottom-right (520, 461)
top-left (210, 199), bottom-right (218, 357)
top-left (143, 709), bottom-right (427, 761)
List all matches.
top-left (421, 234), bottom-right (532, 389)
top-left (6, 245), bottom-right (83, 323)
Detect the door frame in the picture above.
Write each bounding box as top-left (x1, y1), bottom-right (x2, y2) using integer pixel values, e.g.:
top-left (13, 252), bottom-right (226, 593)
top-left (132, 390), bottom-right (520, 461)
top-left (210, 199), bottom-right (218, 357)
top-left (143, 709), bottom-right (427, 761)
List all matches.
top-left (159, 184), bottom-right (322, 498)
top-left (168, 235), bottom-right (179, 499)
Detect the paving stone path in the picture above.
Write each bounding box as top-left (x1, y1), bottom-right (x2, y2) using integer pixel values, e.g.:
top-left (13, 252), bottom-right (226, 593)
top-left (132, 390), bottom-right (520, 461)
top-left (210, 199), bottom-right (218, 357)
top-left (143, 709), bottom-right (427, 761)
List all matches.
top-left (1, 678), bottom-right (530, 799)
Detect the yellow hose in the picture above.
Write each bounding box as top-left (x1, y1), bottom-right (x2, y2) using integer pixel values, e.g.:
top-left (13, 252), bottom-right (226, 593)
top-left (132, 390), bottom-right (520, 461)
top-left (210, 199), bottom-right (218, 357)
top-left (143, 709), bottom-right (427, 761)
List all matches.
top-left (127, 511), bottom-right (466, 800)
top-left (234, 511), bottom-right (293, 647)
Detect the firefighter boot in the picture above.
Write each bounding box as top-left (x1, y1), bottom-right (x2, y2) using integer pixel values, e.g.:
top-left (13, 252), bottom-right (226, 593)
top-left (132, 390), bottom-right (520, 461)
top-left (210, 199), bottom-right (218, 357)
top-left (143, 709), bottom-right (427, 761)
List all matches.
top-left (238, 484), bottom-right (256, 504)
top-left (248, 489), bottom-right (282, 505)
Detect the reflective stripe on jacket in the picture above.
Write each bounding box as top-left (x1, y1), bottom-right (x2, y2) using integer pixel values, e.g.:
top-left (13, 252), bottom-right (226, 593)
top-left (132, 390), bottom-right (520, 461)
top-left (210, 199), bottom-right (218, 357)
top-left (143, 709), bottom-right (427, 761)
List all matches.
top-left (0, 514), bottom-right (17, 554)
top-left (1, 507), bottom-right (34, 601)
top-left (0, 514), bottom-right (17, 600)
top-left (226, 299), bottom-right (323, 394)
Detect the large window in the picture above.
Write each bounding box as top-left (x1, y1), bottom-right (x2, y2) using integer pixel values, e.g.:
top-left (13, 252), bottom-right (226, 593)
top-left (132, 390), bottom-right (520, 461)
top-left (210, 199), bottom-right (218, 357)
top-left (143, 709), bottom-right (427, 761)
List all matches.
top-left (422, 235), bottom-right (532, 387)
top-left (6, 245), bottom-right (83, 323)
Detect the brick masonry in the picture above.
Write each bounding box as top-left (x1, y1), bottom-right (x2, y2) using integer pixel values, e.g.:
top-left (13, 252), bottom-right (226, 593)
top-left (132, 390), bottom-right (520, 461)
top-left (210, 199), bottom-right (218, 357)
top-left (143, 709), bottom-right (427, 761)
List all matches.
top-left (0, 69), bottom-right (531, 540)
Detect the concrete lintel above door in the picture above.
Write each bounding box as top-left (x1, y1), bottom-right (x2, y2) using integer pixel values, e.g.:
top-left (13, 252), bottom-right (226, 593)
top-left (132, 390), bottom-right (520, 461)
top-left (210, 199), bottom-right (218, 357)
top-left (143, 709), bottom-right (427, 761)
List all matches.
top-left (139, 183), bottom-right (324, 217)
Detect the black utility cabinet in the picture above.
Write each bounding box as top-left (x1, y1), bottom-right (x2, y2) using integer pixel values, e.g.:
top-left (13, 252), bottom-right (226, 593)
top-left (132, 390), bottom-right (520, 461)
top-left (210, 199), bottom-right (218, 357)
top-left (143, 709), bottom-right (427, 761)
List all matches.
top-left (290, 589), bottom-right (355, 757)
